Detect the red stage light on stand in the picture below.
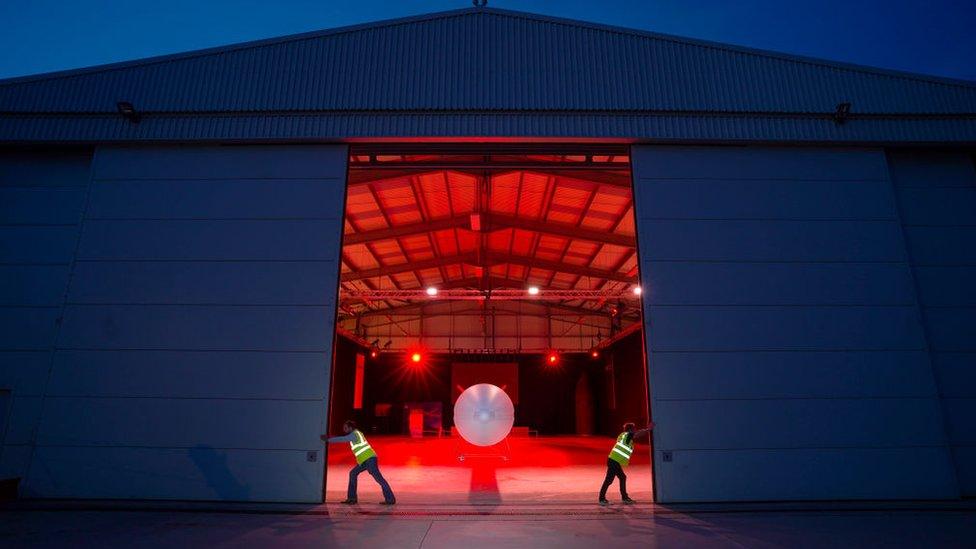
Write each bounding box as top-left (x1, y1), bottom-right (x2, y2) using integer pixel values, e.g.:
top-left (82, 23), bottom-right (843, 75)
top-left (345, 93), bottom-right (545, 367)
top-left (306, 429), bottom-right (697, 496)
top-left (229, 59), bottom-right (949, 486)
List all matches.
top-left (590, 349), bottom-right (600, 359)
top-left (411, 352), bottom-right (422, 363)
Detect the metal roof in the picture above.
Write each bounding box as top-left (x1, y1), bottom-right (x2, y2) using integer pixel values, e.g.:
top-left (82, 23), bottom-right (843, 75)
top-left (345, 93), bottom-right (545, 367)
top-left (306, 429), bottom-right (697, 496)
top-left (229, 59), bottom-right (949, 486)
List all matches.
top-left (340, 153), bottom-right (638, 319)
top-left (2, 7), bottom-right (975, 143)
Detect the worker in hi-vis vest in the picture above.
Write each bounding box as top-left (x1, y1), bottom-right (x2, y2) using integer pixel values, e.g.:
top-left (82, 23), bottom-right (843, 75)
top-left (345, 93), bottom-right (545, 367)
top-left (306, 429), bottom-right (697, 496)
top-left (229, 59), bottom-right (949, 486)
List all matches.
top-left (599, 421), bottom-right (654, 505)
top-left (321, 420), bottom-right (396, 505)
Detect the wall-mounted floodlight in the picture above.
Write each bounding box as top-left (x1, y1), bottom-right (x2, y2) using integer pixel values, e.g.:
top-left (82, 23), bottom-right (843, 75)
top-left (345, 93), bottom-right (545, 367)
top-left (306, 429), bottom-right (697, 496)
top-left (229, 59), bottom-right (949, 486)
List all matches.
top-left (116, 101), bottom-right (140, 124)
top-left (834, 102), bottom-right (851, 125)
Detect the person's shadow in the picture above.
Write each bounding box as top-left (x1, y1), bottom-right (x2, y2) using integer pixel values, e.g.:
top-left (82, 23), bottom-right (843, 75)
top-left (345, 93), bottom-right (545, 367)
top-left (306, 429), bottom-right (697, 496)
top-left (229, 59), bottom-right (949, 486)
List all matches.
top-left (468, 459), bottom-right (502, 509)
top-left (188, 445), bottom-right (251, 501)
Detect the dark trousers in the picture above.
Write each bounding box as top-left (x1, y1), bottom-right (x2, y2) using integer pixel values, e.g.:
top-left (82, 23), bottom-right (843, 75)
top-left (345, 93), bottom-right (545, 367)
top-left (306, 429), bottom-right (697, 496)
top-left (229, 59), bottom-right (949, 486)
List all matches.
top-left (599, 458), bottom-right (628, 500)
top-left (348, 456), bottom-right (395, 502)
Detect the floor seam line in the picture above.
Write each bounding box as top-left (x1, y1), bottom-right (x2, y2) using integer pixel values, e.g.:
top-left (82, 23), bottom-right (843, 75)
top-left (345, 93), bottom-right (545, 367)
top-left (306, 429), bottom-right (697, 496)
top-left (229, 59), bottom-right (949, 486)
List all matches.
top-left (418, 520), bottom-right (434, 548)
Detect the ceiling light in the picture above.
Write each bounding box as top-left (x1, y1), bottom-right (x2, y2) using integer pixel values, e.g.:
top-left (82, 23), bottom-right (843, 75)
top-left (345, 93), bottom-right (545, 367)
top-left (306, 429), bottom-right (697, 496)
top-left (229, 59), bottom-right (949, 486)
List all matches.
top-left (527, 286), bottom-right (540, 296)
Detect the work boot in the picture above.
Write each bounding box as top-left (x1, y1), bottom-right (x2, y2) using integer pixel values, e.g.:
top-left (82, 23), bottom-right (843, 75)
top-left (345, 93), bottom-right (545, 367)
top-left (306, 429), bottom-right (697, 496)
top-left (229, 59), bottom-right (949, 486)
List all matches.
top-left (599, 499), bottom-right (610, 506)
top-left (622, 497), bottom-right (636, 504)
top-left (341, 499), bottom-right (358, 505)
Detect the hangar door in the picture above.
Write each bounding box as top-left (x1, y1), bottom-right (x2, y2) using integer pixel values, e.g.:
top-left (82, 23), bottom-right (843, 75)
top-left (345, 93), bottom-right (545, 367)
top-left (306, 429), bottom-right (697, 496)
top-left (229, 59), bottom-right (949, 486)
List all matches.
top-left (632, 145), bottom-right (958, 503)
top-left (25, 146), bottom-right (347, 502)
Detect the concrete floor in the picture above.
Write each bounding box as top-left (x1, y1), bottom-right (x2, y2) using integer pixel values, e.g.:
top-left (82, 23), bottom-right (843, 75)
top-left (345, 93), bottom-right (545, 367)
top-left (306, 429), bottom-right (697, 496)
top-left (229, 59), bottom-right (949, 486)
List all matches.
top-left (326, 435), bottom-right (653, 504)
top-left (2, 507), bottom-right (975, 548)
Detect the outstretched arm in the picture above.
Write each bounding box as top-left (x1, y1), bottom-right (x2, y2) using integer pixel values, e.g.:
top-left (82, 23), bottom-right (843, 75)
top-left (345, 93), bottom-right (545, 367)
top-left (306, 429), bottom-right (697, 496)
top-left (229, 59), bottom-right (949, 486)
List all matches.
top-left (633, 422), bottom-right (655, 439)
top-left (320, 432), bottom-right (357, 444)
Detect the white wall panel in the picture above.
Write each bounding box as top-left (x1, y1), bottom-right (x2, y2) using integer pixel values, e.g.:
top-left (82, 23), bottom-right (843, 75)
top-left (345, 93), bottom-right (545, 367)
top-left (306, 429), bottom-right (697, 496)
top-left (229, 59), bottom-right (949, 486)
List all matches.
top-left (914, 266), bottom-right (976, 306)
top-left (93, 146), bottom-right (345, 180)
top-left (26, 447), bottom-right (320, 502)
top-left (943, 399), bottom-right (976, 445)
top-left (0, 351), bottom-right (50, 396)
top-left (637, 220), bottom-right (906, 262)
top-left (654, 447), bottom-right (957, 502)
top-left (0, 188), bottom-right (86, 224)
top-left (0, 151), bottom-right (92, 187)
top-left (924, 308), bottom-right (976, 352)
top-left (0, 150), bottom-right (91, 484)
top-left (68, 261), bottom-right (337, 305)
top-left (0, 265), bottom-right (71, 306)
top-left (24, 145), bottom-right (347, 503)
top-left (58, 305), bottom-right (333, 352)
top-left (895, 187), bottom-right (976, 226)
top-left (888, 150), bottom-right (976, 497)
top-left (37, 398), bottom-right (321, 449)
top-left (886, 151), bottom-right (976, 187)
top-left (77, 220), bottom-right (341, 261)
top-left (0, 308), bottom-right (60, 350)
top-left (0, 226), bottom-right (79, 263)
top-left (644, 262), bottom-right (915, 305)
top-left (88, 179), bottom-right (343, 219)
top-left (953, 447), bottom-right (976, 495)
top-left (636, 179), bottom-right (896, 219)
top-left (657, 398), bottom-right (946, 449)
top-left (647, 306), bottom-right (924, 352)
top-left (633, 145), bottom-right (955, 502)
top-left (903, 227), bottom-right (976, 264)
top-left (47, 350), bottom-right (327, 399)
top-left (934, 353), bottom-right (976, 398)
top-left (652, 351), bottom-right (935, 400)
top-left (3, 397), bottom-right (42, 445)
top-left (0, 445), bottom-right (32, 479)
top-left (632, 147), bottom-right (888, 180)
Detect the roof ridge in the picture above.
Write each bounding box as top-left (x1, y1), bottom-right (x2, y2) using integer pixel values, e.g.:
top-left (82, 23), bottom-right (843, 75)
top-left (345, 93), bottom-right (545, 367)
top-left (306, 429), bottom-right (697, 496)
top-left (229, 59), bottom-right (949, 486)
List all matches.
top-left (2, 6), bottom-right (974, 91)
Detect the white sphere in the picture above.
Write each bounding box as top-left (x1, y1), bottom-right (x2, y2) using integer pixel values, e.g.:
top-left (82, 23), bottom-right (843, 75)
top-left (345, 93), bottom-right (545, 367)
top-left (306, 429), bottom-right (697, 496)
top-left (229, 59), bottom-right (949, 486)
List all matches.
top-left (453, 383), bottom-right (514, 446)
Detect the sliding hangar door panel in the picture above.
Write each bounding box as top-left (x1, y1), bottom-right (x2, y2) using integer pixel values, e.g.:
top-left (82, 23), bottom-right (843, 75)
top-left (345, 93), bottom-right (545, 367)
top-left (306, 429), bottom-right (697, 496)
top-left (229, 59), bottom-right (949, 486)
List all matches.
top-left (888, 150), bottom-right (976, 496)
top-left (631, 145), bottom-right (957, 502)
top-left (0, 151), bottom-right (92, 482)
top-left (25, 146), bottom-right (347, 502)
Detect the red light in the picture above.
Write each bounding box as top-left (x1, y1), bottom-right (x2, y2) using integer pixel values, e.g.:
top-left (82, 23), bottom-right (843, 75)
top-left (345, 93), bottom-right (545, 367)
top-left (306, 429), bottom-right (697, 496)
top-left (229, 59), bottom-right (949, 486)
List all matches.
top-left (591, 350), bottom-right (600, 358)
top-left (546, 352), bottom-right (559, 366)
top-left (370, 350), bottom-right (378, 359)
top-left (404, 343), bottom-right (428, 369)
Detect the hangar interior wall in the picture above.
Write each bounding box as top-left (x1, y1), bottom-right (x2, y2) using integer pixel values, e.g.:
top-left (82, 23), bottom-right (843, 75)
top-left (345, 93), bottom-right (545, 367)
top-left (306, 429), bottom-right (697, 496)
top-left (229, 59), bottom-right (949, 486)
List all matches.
top-left (0, 150), bottom-right (92, 483)
top-left (8, 146), bottom-right (346, 502)
top-left (887, 150), bottom-right (976, 496)
top-left (633, 145), bottom-right (958, 502)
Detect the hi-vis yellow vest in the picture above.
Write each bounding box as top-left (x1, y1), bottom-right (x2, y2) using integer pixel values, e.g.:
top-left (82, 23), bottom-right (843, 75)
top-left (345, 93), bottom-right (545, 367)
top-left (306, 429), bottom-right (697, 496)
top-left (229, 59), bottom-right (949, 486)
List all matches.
top-left (608, 432), bottom-right (634, 466)
top-left (350, 430), bottom-right (377, 464)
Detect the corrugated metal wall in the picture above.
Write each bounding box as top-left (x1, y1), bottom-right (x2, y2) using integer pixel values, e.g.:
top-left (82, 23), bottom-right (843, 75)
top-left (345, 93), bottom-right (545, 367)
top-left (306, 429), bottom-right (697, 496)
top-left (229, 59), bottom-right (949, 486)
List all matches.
top-left (17, 145), bottom-right (347, 502)
top-left (632, 145), bottom-right (958, 502)
top-left (888, 150), bottom-right (976, 496)
top-left (0, 150), bottom-right (92, 482)
top-left (2, 9), bottom-right (975, 115)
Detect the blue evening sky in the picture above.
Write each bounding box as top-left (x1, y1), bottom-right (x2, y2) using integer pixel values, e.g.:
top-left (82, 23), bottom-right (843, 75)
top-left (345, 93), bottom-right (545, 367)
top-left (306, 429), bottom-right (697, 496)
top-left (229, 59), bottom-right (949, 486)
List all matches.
top-left (1, 0), bottom-right (974, 81)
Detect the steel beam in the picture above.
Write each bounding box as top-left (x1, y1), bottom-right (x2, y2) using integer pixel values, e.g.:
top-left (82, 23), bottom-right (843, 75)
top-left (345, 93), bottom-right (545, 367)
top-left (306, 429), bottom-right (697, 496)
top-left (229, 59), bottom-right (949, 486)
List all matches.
top-left (340, 252), bottom-right (478, 281)
top-left (343, 212), bottom-right (633, 249)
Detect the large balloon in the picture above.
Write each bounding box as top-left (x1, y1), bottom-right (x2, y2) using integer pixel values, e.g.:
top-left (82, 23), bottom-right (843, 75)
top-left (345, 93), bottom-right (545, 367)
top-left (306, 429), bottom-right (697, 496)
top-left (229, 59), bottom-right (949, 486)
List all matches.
top-left (453, 383), bottom-right (514, 446)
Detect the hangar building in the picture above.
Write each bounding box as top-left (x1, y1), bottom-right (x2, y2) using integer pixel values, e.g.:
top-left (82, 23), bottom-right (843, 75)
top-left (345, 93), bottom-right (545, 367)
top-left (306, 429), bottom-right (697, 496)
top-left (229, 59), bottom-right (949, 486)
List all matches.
top-left (1, 7), bottom-right (975, 503)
